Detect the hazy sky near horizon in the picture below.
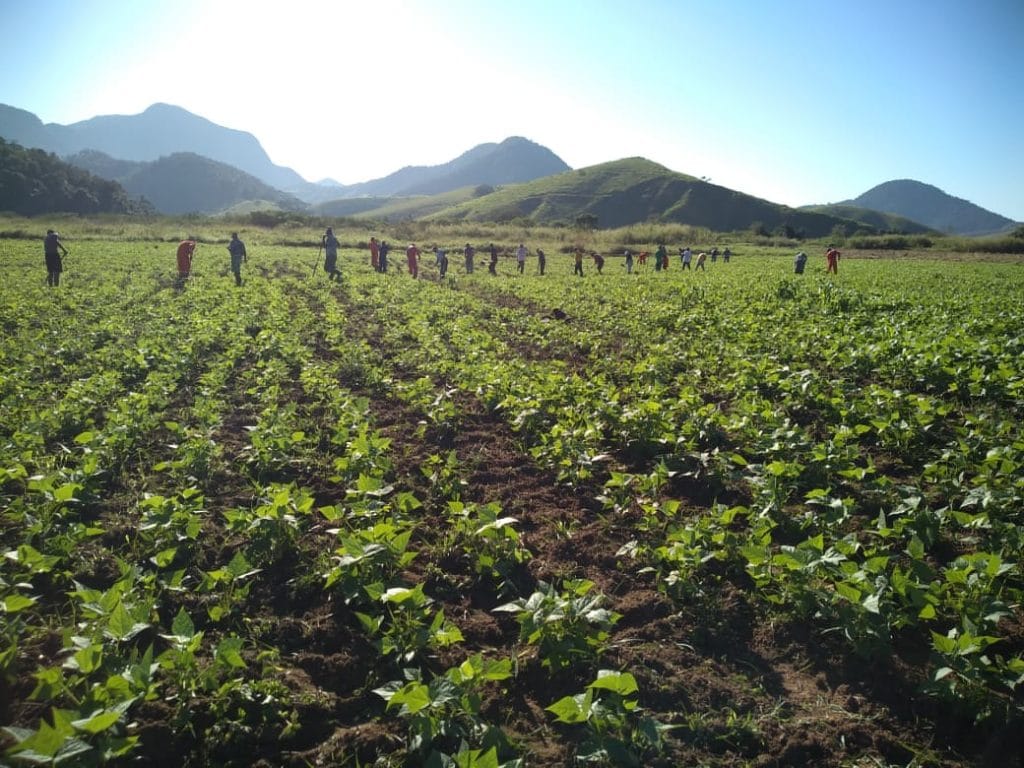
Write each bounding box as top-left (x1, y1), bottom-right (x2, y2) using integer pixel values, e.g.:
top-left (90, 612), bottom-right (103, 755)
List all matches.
top-left (2, 0), bottom-right (1022, 220)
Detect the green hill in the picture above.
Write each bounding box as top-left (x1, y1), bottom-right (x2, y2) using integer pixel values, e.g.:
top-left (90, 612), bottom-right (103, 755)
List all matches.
top-left (67, 150), bottom-right (307, 215)
top-left (799, 203), bottom-right (935, 234)
top-left (425, 158), bottom-right (867, 236)
top-left (0, 137), bottom-right (149, 215)
top-left (845, 180), bottom-right (1017, 236)
top-left (313, 186), bottom-right (485, 221)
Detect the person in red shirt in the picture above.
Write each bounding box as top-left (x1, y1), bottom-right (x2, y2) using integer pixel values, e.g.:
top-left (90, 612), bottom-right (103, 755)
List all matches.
top-left (826, 245), bottom-right (840, 274)
top-left (406, 243), bottom-right (420, 279)
top-left (177, 237), bottom-right (196, 279)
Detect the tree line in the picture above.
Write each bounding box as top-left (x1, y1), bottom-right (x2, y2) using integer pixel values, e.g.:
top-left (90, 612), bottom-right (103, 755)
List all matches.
top-left (0, 137), bottom-right (152, 216)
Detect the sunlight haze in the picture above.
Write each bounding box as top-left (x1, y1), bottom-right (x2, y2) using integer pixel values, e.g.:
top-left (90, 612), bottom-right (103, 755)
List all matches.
top-left (1, 0), bottom-right (1021, 219)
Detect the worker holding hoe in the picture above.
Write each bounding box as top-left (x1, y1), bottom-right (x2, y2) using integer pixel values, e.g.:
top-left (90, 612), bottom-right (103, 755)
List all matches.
top-left (44, 229), bottom-right (68, 287)
top-left (322, 227), bottom-right (342, 282)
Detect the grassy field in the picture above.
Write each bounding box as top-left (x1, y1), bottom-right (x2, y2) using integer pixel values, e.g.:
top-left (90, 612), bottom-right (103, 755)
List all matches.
top-left (2, 224), bottom-right (1023, 767)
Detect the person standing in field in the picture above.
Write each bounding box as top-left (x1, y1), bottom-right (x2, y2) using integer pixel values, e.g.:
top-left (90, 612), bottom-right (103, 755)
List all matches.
top-left (624, 249), bottom-right (634, 274)
top-left (654, 244), bottom-right (665, 271)
top-left (710, 247), bottom-right (719, 263)
top-left (378, 240), bottom-right (390, 273)
top-left (794, 250), bottom-right (808, 274)
top-left (536, 248), bottom-right (546, 275)
top-left (516, 243), bottom-right (527, 274)
top-left (406, 243), bottom-right (420, 279)
top-left (488, 243), bottom-right (498, 275)
top-left (369, 236), bottom-right (380, 271)
top-left (592, 251), bottom-right (605, 274)
top-left (463, 243), bottom-right (475, 273)
top-left (573, 247), bottom-right (585, 276)
top-left (176, 236), bottom-right (197, 280)
top-left (435, 245), bottom-right (448, 279)
top-left (722, 247), bottom-right (732, 263)
top-left (681, 247), bottom-right (693, 270)
top-left (826, 245), bottom-right (841, 274)
top-left (638, 250), bottom-right (648, 268)
top-left (227, 232), bottom-right (247, 286)
top-left (322, 227), bottom-right (342, 282)
top-left (695, 251), bottom-right (707, 271)
top-left (44, 229), bottom-right (68, 287)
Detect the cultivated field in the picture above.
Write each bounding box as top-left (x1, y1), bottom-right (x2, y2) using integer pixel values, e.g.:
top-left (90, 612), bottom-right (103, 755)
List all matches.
top-left (2, 231), bottom-right (1023, 767)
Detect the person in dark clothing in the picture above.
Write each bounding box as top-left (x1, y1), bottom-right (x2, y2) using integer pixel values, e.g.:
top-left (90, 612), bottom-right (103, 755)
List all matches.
top-left (378, 241), bottom-right (390, 273)
top-left (227, 232), bottom-right (247, 286)
top-left (536, 248), bottom-right (546, 275)
top-left (44, 229), bottom-right (68, 287)
top-left (322, 227), bottom-right (342, 281)
top-left (488, 243), bottom-right (498, 275)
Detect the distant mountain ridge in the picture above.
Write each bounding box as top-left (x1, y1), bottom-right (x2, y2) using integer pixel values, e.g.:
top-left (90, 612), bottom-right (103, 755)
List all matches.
top-left (843, 180), bottom-right (1016, 236)
top-left (0, 103), bottom-right (309, 195)
top-left (66, 149), bottom-right (305, 215)
top-left (335, 137), bottom-right (570, 198)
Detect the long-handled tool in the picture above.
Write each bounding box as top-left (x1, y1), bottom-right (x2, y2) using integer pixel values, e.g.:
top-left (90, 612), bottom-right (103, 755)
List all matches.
top-left (312, 241), bottom-right (322, 276)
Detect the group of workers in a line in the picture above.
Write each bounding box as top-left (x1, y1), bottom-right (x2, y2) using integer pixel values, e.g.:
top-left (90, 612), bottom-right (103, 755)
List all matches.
top-left (39, 228), bottom-right (841, 289)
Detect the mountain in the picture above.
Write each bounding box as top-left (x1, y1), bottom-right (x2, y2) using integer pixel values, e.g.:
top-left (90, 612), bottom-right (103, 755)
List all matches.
top-left (0, 102), bottom-right (310, 194)
top-left (0, 137), bottom-right (149, 215)
top-left (798, 203), bottom-right (935, 234)
top-left (66, 149), bottom-right (305, 215)
top-left (425, 157), bottom-right (869, 236)
top-left (334, 137), bottom-right (570, 198)
top-left (844, 180), bottom-right (1017, 236)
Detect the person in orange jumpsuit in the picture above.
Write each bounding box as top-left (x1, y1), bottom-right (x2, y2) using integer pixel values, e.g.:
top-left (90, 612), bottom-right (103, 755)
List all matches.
top-left (406, 243), bottom-right (420, 279)
top-left (826, 245), bottom-right (841, 274)
top-left (176, 238), bottom-right (197, 278)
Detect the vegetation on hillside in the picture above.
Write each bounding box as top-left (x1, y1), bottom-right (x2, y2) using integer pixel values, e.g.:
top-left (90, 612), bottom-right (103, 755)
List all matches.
top-left (0, 138), bottom-right (151, 216)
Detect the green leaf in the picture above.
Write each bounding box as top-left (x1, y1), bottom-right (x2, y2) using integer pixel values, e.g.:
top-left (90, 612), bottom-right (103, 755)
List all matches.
top-left (72, 710), bottom-right (121, 735)
top-left (589, 670), bottom-right (639, 697)
top-left (171, 607), bottom-right (196, 639)
top-left (386, 681), bottom-right (431, 714)
top-left (546, 689), bottom-right (593, 723)
top-left (3, 593), bottom-right (37, 613)
top-left (215, 637), bottom-right (246, 669)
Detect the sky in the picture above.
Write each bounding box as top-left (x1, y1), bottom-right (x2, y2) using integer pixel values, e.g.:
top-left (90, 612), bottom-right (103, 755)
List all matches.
top-left (1, 0), bottom-right (1022, 220)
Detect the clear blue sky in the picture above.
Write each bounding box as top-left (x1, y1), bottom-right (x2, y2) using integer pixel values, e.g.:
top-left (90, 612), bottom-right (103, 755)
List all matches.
top-left (2, 0), bottom-right (1022, 220)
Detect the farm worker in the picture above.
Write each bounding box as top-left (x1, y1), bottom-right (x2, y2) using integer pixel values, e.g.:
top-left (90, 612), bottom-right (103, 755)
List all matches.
top-left (681, 247), bottom-right (692, 270)
top-left (654, 244), bottom-right (665, 271)
top-left (637, 250), bottom-right (648, 267)
top-left (176, 237), bottom-right (196, 279)
top-left (227, 232), bottom-right (247, 286)
top-left (624, 249), bottom-right (634, 274)
top-left (488, 243), bottom-right (498, 275)
top-left (516, 243), bottom-right (527, 274)
top-left (378, 241), bottom-right (390, 273)
top-left (536, 248), bottom-right (546, 275)
top-left (463, 243), bottom-right (475, 273)
top-left (406, 243), bottom-right (420, 279)
top-left (722, 247), bottom-right (731, 262)
top-left (43, 229), bottom-right (68, 287)
top-left (435, 246), bottom-right (448, 278)
top-left (826, 245), bottom-right (841, 274)
top-left (573, 248), bottom-right (584, 276)
top-left (369, 237), bottom-right (380, 270)
top-left (695, 251), bottom-right (707, 271)
top-left (710, 247), bottom-right (719, 263)
top-left (592, 251), bottom-right (605, 274)
top-left (322, 227), bottom-right (342, 282)
top-left (794, 251), bottom-right (808, 274)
